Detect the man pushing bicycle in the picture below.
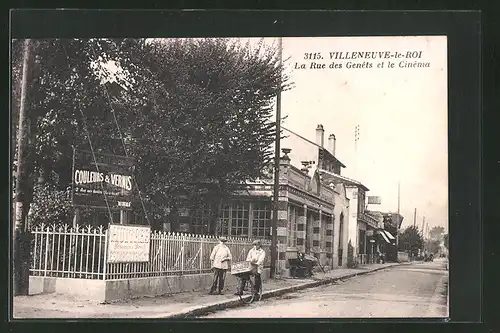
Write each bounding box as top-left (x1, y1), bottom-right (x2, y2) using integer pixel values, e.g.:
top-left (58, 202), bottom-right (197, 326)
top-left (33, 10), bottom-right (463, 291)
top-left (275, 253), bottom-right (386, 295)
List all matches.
top-left (234, 239), bottom-right (265, 297)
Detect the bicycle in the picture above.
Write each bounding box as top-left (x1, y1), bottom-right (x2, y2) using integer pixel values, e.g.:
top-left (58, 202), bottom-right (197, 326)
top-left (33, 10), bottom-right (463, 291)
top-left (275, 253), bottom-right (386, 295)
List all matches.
top-left (230, 261), bottom-right (263, 304)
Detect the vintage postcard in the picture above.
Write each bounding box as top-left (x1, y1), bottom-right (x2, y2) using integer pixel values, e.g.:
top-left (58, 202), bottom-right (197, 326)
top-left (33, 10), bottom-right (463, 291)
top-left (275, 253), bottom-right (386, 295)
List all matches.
top-left (11, 35), bottom-right (448, 319)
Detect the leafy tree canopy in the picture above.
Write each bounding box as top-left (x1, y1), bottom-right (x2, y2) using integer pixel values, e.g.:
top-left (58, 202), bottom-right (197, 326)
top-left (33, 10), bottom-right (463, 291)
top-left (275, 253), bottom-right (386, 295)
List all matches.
top-left (398, 225), bottom-right (424, 256)
top-left (429, 225), bottom-right (445, 241)
top-left (12, 38), bottom-right (292, 230)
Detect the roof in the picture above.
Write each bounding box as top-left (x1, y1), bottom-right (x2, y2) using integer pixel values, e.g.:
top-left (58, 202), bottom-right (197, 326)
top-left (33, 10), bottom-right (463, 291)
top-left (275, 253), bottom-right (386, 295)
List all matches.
top-left (319, 147), bottom-right (346, 168)
top-left (317, 168), bottom-right (370, 191)
top-left (282, 127), bottom-right (346, 168)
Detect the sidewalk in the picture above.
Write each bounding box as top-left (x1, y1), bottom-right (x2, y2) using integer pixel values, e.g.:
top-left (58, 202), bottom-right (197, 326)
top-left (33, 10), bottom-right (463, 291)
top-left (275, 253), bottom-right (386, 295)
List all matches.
top-left (13, 262), bottom-right (401, 319)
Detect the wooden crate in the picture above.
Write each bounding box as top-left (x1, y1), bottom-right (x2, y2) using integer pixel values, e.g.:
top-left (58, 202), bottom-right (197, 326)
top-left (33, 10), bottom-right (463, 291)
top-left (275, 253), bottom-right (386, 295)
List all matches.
top-left (230, 261), bottom-right (253, 275)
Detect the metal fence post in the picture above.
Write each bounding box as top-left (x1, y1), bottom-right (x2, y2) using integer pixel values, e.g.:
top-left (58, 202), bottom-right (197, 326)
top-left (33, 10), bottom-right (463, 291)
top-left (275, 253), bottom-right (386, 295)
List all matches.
top-left (43, 226), bottom-right (50, 277)
top-left (199, 240), bottom-right (203, 273)
top-left (103, 228), bottom-right (108, 280)
top-left (181, 234), bottom-right (185, 274)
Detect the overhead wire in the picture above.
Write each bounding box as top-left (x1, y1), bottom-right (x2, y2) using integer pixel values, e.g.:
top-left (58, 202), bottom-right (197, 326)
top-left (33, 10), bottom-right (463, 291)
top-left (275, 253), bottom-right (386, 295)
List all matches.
top-left (61, 43), bottom-right (114, 224)
top-left (89, 41), bottom-right (151, 226)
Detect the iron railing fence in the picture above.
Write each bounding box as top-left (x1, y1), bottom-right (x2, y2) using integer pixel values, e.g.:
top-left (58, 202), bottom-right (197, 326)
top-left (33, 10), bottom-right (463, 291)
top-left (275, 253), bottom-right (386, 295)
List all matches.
top-left (30, 223), bottom-right (271, 280)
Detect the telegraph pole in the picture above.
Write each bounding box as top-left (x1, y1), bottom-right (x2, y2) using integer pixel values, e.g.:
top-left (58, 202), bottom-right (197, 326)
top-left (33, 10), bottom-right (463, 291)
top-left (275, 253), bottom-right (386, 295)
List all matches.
top-left (13, 39), bottom-right (34, 295)
top-left (396, 182), bottom-right (400, 248)
top-left (413, 208), bottom-right (417, 227)
top-left (421, 216), bottom-right (426, 253)
top-left (270, 37), bottom-right (283, 279)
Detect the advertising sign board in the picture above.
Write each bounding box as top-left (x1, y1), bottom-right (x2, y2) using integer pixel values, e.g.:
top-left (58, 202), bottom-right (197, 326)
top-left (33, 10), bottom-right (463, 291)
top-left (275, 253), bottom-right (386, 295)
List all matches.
top-left (367, 196), bottom-right (382, 204)
top-left (72, 149), bottom-right (136, 210)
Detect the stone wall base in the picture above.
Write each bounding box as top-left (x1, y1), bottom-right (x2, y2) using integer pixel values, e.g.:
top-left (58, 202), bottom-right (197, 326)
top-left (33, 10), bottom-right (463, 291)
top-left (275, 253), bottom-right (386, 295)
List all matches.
top-left (29, 269), bottom-right (271, 303)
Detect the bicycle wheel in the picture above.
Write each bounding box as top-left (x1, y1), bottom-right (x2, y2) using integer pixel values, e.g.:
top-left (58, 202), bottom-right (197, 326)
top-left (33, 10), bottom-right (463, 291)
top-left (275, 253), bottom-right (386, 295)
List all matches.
top-left (238, 276), bottom-right (255, 304)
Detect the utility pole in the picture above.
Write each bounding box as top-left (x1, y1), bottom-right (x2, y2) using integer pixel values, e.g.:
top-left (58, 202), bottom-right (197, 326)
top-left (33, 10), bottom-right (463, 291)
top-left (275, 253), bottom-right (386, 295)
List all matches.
top-left (413, 208), bottom-right (417, 227)
top-left (396, 182), bottom-right (400, 249)
top-left (13, 39), bottom-right (34, 296)
top-left (270, 36), bottom-right (282, 279)
top-left (421, 216), bottom-right (426, 252)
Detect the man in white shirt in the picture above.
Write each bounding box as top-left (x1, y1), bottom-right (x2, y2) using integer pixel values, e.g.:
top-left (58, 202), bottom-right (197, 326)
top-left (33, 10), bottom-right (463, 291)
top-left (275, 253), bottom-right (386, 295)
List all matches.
top-left (209, 236), bottom-right (232, 295)
top-left (235, 239), bottom-right (265, 296)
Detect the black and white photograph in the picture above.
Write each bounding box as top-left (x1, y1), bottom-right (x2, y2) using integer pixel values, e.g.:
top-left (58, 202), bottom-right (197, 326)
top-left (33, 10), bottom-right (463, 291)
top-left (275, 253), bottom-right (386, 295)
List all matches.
top-left (11, 34), bottom-right (449, 319)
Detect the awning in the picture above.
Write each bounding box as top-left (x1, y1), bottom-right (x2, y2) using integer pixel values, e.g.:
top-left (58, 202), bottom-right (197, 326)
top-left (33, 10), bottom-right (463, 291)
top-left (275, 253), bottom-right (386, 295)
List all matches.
top-left (377, 230), bottom-right (391, 243)
top-left (383, 230), bottom-right (396, 240)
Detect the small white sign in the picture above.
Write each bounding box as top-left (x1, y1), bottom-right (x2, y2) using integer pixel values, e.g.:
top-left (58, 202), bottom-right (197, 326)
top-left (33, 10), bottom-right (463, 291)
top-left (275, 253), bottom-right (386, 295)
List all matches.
top-left (107, 224), bottom-right (151, 263)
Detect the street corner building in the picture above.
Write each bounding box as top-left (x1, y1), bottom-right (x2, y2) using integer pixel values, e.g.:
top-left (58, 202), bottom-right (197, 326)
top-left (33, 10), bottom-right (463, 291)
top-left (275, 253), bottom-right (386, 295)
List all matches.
top-left (170, 124), bottom-right (401, 274)
top-left (275, 124), bottom-right (400, 270)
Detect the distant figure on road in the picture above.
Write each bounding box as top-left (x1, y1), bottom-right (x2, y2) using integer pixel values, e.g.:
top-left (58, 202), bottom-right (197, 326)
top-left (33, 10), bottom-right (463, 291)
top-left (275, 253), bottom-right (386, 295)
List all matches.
top-left (209, 236), bottom-right (232, 295)
top-left (377, 251), bottom-right (385, 264)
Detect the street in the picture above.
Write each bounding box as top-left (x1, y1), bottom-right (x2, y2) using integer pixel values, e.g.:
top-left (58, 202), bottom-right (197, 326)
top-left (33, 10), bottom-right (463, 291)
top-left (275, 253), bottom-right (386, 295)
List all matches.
top-left (201, 259), bottom-right (448, 318)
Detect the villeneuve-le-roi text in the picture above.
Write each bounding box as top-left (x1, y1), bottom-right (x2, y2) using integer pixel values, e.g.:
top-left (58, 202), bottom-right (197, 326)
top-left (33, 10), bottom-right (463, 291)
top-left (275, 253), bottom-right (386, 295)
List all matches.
top-left (299, 51), bottom-right (429, 70)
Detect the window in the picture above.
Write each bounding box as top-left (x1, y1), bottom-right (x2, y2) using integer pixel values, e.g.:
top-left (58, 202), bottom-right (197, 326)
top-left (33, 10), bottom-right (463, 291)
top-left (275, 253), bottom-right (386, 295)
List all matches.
top-left (230, 202), bottom-right (249, 237)
top-left (252, 202), bottom-right (271, 239)
top-left (287, 205), bottom-right (298, 247)
top-left (191, 205), bottom-right (212, 235)
top-left (358, 190), bottom-right (365, 214)
top-left (219, 204), bottom-right (231, 236)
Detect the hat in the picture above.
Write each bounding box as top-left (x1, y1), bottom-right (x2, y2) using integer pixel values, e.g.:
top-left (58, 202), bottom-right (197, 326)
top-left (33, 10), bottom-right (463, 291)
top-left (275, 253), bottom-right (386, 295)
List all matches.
top-left (252, 240), bottom-right (261, 245)
top-left (219, 236), bottom-right (228, 242)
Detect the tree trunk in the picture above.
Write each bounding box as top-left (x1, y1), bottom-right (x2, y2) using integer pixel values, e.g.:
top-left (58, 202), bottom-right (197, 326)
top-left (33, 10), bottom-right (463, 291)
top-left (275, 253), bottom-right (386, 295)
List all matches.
top-left (13, 39), bottom-right (34, 296)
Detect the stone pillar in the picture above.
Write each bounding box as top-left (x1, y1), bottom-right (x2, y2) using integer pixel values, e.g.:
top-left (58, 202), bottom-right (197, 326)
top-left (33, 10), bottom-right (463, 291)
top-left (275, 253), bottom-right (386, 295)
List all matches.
top-left (312, 211), bottom-right (321, 260)
top-left (274, 149), bottom-right (291, 274)
top-left (296, 205), bottom-right (307, 253)
top-left (319, 212), bottom-right (328, 266)
top-left (364, 231), bottom-right (367, 255)
top-left (326, 213), bottom-right (335, 267)
top-left (275, 197), bottom-right (289, 273)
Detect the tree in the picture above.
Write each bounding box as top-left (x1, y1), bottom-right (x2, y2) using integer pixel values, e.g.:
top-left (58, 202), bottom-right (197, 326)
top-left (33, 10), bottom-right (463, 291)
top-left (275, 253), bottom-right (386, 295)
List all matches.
top-left (429, 226), bottom-right (445, 241)
top-left (12, 37), bottom-right (292, 234)
top-left (443, 234), bottom-right (449, 249)
top-left (398, 225), bottom-right (424, 257)
top-left (11, 38), bottom-right (146, 294)
top-left (424, 239), bottom-right (441, 254)
top-left (11, 38), bottom-right (148, 224)
top-left (123, 38), bottom-right (292, 232)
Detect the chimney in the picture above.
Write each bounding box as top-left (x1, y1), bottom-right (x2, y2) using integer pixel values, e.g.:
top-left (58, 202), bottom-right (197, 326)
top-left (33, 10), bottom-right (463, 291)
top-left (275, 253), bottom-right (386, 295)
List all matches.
top-left (328, 134), bottom-right (336, 156)
top-left (315, 124), bottom-right (325, 147)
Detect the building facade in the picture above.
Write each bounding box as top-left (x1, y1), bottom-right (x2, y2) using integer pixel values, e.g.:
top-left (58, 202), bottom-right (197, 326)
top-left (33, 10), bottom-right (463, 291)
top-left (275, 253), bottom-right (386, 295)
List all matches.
top-left (158, 123), bottom-right (381, 270)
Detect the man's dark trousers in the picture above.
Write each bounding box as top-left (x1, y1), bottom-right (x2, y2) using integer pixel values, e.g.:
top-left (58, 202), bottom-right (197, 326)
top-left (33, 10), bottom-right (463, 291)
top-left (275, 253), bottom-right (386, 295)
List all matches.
top-left (210, 268), bottom-right (226, 293)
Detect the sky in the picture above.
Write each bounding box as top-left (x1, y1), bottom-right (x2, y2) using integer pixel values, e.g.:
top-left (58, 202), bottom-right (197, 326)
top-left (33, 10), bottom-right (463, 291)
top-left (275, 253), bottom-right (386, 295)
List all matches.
top-left (240, 36), bottom-right (448, 233)
top-left (104, 37), bottom-right (448, 233)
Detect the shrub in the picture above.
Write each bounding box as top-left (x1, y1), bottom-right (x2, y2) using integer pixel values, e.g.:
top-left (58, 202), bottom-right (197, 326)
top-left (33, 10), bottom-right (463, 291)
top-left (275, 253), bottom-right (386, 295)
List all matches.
top-left (29, 183), bottom-right (73, 227)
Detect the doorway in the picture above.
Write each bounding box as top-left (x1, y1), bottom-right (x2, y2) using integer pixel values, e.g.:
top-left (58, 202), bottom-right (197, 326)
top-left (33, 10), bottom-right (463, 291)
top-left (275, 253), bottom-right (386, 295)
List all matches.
top-left (338, 212), bottom-right (344, 266)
